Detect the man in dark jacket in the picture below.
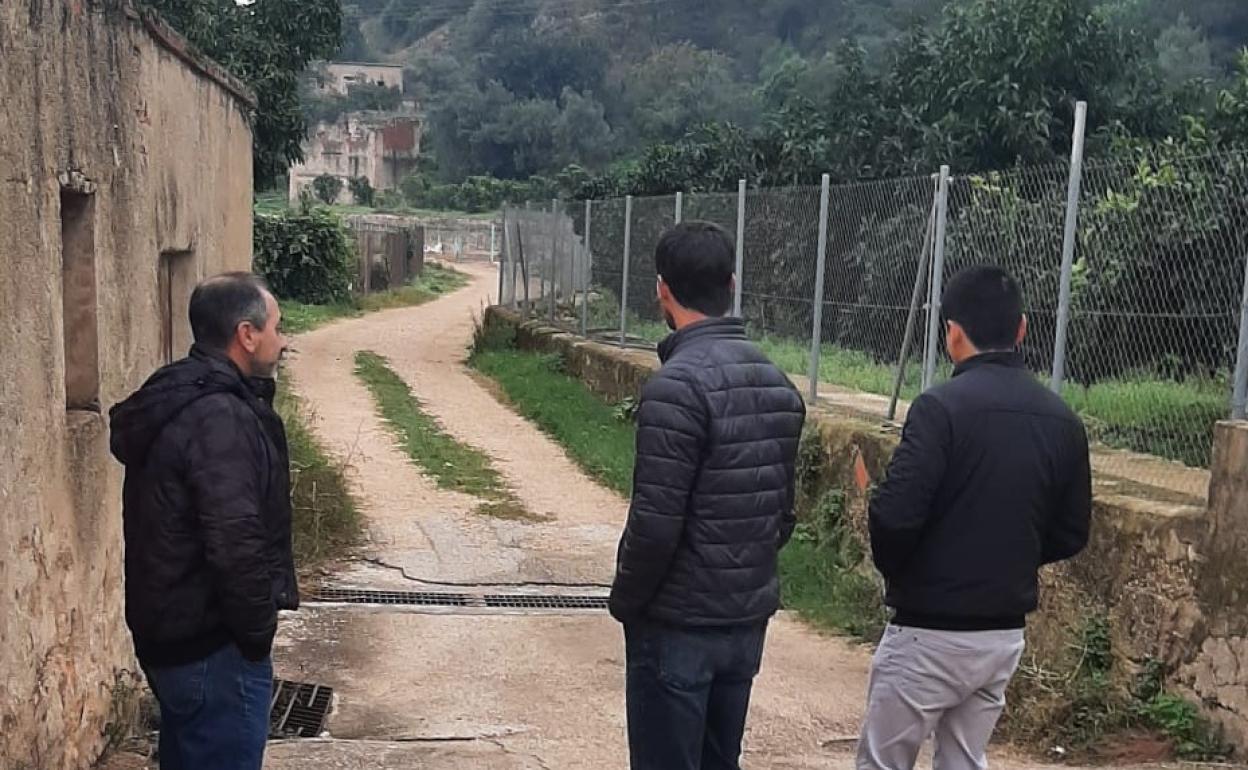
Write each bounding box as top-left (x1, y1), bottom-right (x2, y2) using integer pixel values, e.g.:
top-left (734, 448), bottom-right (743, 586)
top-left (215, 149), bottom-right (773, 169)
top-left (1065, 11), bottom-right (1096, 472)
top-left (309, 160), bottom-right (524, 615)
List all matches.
top-left (609, 222), bottom-right (806, 770)
top-left (110, 272), bottom-right (293, 770)
top-left (858, 266), bottom-right (1092, 770)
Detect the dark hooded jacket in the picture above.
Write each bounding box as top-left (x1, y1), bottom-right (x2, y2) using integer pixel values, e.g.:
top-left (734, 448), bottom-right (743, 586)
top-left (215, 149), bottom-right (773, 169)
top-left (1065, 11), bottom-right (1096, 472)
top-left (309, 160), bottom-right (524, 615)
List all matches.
top-left (110, 345), bottom-right (296, 666)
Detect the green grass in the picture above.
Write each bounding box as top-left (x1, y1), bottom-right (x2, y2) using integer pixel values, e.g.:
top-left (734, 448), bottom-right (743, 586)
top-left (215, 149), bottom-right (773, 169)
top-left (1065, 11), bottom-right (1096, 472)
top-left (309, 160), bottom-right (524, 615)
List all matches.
top-left (471, 349), bottom-right (637, 494)
top-left (577, 292), bottom-right (1221, 466)
top-left (778, 538), bottom-right (887, 640)
top-left (275, 381), bottom-right (362, 569)
top-left (353, 350), bottom-right (539, 519)
top-left (469, 341), bottom-right (880, 639)
top-left (280, 264), bottom-right (469, 335)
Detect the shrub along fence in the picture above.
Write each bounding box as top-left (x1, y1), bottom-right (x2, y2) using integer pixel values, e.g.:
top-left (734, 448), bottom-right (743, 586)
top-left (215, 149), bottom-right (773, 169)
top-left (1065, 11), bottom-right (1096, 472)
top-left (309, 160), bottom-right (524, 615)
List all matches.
top-left (498, 120), bottom-right (1248, 495)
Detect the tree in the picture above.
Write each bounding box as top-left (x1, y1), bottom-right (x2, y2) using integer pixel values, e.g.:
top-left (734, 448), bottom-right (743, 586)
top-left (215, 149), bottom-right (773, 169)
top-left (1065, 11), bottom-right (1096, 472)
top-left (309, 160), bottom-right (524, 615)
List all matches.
top-left (613, 44), bottom-right (759, 148)
top-left (141, 0), bottom-right (342, 187)
top-left (313, 174), bottom-right (344, 205)
top-left (348, 177), bottom-right (375, 206)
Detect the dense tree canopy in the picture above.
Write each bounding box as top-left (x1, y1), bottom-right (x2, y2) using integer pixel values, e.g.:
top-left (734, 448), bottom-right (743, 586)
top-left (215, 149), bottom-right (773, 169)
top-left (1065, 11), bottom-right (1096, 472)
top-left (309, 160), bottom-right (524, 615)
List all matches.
top-left (334, 0), bottom-right (1247, 193)
top-left (143, 0), bottom-right (342, 187)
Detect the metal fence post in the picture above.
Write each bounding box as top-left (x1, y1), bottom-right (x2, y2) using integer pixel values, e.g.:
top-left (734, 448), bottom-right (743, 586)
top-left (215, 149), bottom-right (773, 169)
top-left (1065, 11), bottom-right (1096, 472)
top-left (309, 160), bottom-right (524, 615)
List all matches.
top-left (582, 199), bottom-right (592, 338)
top-left (549, 198), bottom-right (559, 323)
top-left (808, 174), bottom-right (831, 403)
top-left (675, 191), bottom-right (683, 224)
top-left (509, 211), bottom-right (520, 309)
top-left (922, 165), bottom-right (952, 391)
top-left (490, 222), bottom-right (497, 264)
top-left (496, 211), bottom-right (505, 304)
top-left (734, 179), bottom-right (746, 318)
top-left (1232, 250), bottom-right (1248, 419)
top-left (620, 195), bottom-right (633, 346)
top-left (1050, 101), bottom-right (1089, 394)
top-left (888, 186), bottom-right (940, 420)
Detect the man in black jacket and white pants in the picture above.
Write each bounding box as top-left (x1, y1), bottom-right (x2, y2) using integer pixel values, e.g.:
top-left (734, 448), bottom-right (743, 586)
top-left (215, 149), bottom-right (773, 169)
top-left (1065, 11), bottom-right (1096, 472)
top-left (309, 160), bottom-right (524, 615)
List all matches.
top-left (609, 222), bottom-right (806, 770)
top-left (110, 273), bottom-right (293, 770)
top-left (858, 266), bottom-right (1092, 770)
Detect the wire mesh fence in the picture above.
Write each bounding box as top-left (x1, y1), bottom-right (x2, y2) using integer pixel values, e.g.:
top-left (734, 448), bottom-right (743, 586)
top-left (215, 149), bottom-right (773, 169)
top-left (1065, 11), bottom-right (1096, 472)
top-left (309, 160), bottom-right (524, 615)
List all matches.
top-left (345, 220), bottom-right (426, 295)
top-left (498, 146), bottom-right (1248, 499)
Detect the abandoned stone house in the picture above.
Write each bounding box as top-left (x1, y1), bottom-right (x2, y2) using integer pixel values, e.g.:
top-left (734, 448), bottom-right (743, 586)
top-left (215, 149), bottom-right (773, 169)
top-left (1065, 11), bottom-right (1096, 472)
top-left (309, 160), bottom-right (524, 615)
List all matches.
top-left (0, 2), bottom-right (254, 768)
top-left (287, 109), bottom-right (422, 205)
top-left (318, 61), bottom-right (405, 96)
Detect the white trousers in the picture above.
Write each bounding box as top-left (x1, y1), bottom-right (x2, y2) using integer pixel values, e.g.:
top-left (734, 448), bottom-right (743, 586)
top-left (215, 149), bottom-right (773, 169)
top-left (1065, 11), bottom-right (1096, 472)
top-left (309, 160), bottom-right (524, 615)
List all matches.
top-left (856, 625), bottom-right (1026, 770)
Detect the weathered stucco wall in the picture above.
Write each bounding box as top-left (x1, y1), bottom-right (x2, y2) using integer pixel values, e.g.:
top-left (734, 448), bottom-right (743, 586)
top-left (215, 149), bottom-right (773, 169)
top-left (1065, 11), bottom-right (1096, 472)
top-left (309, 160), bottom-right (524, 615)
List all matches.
top-left (486, 306), bottom-right (1248, 751)
top-left (0, 3), bottom-right (253, 767)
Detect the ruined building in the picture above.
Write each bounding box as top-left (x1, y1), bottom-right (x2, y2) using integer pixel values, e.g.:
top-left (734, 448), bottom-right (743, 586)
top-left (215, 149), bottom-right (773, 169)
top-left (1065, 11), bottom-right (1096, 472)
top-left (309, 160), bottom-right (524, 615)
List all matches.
top-left (318, 61), bottom-right (405, 96)
top-left (0, 2), bottom-right (254, 767)
top-left (289, 61), bottom-right (421, 205)
top-left (288, 110), bottom-right (422, 205)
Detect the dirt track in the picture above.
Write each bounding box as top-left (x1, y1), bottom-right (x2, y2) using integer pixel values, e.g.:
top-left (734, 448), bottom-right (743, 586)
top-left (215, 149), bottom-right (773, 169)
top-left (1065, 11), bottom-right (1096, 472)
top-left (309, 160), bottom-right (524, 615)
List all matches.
top-left (265, 262), bottom-right (1092, 769)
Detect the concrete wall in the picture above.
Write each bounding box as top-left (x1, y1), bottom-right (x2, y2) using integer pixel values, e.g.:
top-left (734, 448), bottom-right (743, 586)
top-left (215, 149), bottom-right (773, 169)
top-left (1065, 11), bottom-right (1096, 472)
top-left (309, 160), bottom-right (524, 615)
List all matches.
top-left (0, 3), bottom-right (254, 767)
top-left (485, 306), bottom-right (1248, 751)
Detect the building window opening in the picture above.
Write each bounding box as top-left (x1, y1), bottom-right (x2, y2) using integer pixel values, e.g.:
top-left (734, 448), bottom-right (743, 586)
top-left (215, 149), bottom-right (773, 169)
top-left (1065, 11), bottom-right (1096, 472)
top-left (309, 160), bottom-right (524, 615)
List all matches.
top-left (60, 186), bottom-right (99, 412)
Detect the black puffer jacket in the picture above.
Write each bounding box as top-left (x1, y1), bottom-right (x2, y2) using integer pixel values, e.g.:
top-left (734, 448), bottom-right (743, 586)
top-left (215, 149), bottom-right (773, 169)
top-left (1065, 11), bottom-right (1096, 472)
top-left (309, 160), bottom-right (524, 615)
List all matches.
top-left (609, 318), bottom-right (806, 627)
top-left (110, 345), bottom-right (297, 666)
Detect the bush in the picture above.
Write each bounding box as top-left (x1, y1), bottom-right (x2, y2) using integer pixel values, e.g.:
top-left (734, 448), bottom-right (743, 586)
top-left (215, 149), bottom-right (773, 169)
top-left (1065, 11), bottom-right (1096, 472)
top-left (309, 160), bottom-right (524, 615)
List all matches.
top-left (348, 176), bottom-right (375, 207)
top-left (399, 172), bottom-right (559, 213)
top-left (253, 207), bottom-right (353, 304)
top-left (312, 174), bottom-right (343, 205)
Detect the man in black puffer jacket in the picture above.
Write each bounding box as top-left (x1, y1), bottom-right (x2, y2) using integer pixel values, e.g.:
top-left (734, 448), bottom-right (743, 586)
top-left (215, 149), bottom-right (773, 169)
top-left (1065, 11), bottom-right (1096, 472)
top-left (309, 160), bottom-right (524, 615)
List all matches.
top-left (609, 222), bottom-right (806, 770)
top-left (110, 273), bottom-right (293, 770)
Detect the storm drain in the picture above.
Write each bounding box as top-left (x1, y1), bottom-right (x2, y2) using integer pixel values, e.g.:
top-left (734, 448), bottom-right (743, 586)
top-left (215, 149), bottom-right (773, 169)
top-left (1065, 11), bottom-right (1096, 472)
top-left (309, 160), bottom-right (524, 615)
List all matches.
top-left (312, 587), bottom-right (473, 607)
top-left (310, 586), bottom-right (609, 611)
top-left (270, 679), bottom-right (333, 738)
top-left (483, 594), bottom-right (609, 610)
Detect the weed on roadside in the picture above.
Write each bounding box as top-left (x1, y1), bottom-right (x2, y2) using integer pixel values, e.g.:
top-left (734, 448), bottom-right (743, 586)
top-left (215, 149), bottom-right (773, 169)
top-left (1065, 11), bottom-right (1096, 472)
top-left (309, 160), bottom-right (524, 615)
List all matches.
top-left (354, 350), bottom-right (541, 521)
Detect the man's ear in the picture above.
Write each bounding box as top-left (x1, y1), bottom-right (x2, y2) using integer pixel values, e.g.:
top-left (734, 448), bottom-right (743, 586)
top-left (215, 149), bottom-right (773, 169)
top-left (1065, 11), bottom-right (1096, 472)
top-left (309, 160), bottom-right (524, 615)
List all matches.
top-left (236, 321), bottom-right (260, 354)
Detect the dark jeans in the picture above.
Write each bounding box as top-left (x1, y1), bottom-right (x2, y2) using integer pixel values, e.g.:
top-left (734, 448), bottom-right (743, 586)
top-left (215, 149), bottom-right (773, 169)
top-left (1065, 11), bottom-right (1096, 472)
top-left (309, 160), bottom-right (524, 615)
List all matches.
top-left (624, 620), bottom-right (769, 770)
top-left (142, 643), bottom-right (273, 770)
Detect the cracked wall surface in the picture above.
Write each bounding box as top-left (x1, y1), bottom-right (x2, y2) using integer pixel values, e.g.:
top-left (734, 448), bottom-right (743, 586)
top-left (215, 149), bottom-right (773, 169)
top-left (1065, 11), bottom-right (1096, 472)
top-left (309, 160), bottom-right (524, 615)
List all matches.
top-left (489, 306), bottom-right (1248, 751)
top-left (0, 2), bottom-right (253, 767)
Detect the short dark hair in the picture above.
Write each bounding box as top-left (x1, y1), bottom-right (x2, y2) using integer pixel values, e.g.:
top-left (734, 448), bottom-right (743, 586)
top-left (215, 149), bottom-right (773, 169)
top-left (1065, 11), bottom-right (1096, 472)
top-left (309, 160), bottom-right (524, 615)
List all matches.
top-left (189, 272), bottom-right (270, 350)
top-left (654, 221), bottom-right (735, 317)
top-left (941, 266), bottom-right (1024, 350)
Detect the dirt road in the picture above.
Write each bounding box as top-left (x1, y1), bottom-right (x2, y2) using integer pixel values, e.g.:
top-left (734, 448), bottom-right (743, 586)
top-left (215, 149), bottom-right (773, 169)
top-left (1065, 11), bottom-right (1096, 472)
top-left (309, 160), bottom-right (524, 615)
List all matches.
top-left (266, 263), bottom-right (1080, 769)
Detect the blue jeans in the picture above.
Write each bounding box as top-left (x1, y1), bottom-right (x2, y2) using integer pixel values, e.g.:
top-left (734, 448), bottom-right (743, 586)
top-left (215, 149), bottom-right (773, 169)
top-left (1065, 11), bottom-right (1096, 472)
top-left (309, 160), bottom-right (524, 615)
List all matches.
top-left (624, 620), bottom-right (768, 770)
top-left (142, 643), bottom-right (272, 770)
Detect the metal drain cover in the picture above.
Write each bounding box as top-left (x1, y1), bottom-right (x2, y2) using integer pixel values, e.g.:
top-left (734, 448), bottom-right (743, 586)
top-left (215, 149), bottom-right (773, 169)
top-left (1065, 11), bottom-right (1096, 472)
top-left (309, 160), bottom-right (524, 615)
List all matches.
top-left (310, 587), bottom-right (609, 611)
top-left (270, 679), bottom-right (333, 738)
top-left (313, 587), bottom-right (473, 607)
top-left (484, 594), bottom-right (609, 610)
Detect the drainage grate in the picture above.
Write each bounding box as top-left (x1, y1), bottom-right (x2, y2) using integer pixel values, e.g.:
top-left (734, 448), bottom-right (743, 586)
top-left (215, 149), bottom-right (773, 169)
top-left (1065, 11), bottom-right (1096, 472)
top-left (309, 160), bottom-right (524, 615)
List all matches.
top-left (309, 586), bottom-right (610, 611)
top-left (483, 594), bottom-right (610, 610)
top-left (312, 587), bottom-right (473, 607)
top-left (270, 679), bottom-right (333, 738)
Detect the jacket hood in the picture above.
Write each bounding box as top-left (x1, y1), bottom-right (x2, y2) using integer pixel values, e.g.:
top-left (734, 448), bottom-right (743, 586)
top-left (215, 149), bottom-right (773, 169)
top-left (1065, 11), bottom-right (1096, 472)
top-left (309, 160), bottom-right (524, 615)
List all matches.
top-left (109, 346), bottom-right (249, 467)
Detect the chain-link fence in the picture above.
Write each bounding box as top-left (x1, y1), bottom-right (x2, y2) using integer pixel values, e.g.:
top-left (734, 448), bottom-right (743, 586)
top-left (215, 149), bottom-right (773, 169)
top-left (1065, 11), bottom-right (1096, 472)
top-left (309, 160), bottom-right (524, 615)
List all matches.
top-left (497, 146), bottom-right (1248, 500)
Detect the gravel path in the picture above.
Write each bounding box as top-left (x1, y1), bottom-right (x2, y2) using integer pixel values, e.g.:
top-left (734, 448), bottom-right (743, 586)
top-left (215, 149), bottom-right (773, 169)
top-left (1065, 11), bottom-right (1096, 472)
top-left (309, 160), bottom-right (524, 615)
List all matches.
top-left (263, 262), bottom-right (1099, 769)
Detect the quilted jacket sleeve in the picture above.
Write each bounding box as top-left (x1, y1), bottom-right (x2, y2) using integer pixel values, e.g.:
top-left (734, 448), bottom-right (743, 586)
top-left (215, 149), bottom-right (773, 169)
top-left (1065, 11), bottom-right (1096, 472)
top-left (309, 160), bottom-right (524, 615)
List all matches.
top-left (609, 369), bottom-right (708, 623)
top-left (183, 395), bottom-right (278, 661)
